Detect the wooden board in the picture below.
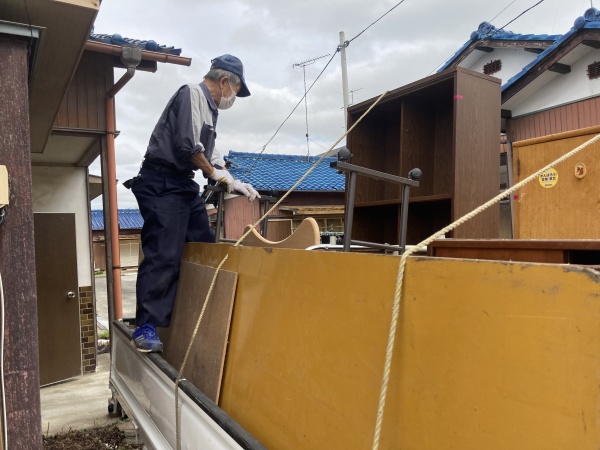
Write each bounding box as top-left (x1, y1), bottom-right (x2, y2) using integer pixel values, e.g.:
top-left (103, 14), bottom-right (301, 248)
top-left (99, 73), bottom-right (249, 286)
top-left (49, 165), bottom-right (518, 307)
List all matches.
top-left (159, 262), bottom-right (238, 404)
top-left (513, 128), bottom-right (600, 238)
top-left (240, 217), bottom-right (320, 249)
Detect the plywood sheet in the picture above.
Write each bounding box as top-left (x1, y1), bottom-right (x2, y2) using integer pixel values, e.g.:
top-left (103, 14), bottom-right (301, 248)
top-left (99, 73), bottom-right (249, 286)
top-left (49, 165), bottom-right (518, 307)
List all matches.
top-left (184, 243), bottom-right (600, 450)
top-left (159, 262), bottom-right (237, 404)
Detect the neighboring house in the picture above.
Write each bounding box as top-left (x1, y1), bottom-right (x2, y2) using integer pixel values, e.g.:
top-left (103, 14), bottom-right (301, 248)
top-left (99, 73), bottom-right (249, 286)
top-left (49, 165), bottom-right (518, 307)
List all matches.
top-left (440, 7), bottom-right (600, 141)
top-left (222, 152), bottom-right (346, 241)
top-left (440, 8), bottom-right (600, 238)
top-left (91, 209), bottom-right (143, 271)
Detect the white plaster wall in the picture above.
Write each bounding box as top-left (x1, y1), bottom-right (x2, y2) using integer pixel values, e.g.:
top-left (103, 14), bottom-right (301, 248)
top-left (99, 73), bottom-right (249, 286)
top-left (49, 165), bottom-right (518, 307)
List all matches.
top-left (32, 166), bottom-right (92, 286)
top-left (511, 52), bottom-right (600, 116)
top-left (463, 48), bottom-right (538, 85)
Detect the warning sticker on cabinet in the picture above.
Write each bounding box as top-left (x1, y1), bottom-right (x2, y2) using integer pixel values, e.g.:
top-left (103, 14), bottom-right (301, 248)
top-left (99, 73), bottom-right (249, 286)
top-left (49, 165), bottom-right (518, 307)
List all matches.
top-left (538, 168), bottom-right (558, 188)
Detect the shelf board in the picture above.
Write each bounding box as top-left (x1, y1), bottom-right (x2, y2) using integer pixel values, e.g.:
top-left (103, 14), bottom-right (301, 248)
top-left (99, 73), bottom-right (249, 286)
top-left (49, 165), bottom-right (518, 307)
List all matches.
top-left (355, 194), bottom-right (452, 208)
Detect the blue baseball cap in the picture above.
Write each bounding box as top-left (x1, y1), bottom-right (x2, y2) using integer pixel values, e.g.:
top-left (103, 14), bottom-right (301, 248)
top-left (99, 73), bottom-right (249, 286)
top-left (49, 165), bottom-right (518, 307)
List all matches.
top-left (210, 54), bottom-right (251, 97)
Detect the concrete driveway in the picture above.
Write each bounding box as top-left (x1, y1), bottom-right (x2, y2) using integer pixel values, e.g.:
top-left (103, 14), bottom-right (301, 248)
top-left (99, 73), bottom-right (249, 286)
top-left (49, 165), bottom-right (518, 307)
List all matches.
top-left (94, 269), bottom-right (137, 329)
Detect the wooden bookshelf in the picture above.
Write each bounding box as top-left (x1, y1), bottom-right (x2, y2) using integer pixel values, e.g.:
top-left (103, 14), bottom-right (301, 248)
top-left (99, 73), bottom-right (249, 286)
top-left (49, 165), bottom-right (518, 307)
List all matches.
top-left (347, 67), bottom-right (501, 245)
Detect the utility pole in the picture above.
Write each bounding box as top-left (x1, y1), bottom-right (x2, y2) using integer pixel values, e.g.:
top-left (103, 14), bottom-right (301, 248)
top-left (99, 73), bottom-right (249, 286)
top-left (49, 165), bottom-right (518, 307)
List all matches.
top-left (339, 31), bottom-right (350, 131)
top-left (293, 53), bottom-right (330, 159)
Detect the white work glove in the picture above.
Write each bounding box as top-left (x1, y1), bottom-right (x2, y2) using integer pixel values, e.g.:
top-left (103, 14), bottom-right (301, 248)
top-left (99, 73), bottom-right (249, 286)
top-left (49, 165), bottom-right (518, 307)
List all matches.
top-left (233, 179), bottom-right (261, 202)
top-left (208, 168), bottom-right (235, 193)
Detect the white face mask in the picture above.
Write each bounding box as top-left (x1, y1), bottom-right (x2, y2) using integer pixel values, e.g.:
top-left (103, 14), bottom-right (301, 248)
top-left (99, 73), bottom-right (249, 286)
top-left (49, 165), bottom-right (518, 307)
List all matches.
top-left (218, 80), bottom-right (237, 110)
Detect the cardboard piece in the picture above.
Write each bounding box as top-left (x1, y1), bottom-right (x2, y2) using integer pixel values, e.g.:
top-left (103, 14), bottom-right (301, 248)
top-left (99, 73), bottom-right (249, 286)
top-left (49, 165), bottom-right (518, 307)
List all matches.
top-left (159, 262), bottom-right (238, 404)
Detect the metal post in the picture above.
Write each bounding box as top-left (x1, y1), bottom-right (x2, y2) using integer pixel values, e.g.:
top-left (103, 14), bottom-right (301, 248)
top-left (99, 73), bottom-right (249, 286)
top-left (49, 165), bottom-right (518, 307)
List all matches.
top-left (261, 199), bottom-right (270, 237)
top-left (399, 184), bottom-right (411, 254)
top-left (339, 31), bottom-right (350, 130)
top-left (215, 190), bottom-right (225, 243)
top-left (399, 168), bottom-right (422, 253)
top-left (343, 172), bottom-right (357, 252)
top-left (100, 138), bottom-right (116, 325)
top-left (505, 141), bottom-right (515, 238)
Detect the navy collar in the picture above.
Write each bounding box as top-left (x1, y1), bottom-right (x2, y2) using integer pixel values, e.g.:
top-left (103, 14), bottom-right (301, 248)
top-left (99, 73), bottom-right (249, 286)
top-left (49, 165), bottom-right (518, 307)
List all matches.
top-left (200, 82), bottom-right (218, 112)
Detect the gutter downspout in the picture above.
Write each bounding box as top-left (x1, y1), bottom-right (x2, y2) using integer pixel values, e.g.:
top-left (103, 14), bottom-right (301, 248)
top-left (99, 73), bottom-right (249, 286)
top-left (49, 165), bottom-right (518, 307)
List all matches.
top-left (104, 45), bottom-right (142, 322)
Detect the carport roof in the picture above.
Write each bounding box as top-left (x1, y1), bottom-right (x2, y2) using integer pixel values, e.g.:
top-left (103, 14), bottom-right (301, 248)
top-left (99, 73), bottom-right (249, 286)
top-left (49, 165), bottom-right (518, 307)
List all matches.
top-left (91, 209), bottom-right (143, 231)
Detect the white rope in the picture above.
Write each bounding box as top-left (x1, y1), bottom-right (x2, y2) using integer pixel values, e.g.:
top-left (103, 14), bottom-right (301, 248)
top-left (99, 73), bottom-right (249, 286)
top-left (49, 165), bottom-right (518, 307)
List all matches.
top-left (371, 132), bottom-right (600, 450)
top-left (175, 90), bottom-right (391, 450)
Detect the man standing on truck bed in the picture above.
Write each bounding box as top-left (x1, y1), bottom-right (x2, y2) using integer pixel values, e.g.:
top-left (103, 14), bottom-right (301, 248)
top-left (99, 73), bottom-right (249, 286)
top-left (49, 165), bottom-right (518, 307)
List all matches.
top-left (125, 54), bottom-right (260, 352)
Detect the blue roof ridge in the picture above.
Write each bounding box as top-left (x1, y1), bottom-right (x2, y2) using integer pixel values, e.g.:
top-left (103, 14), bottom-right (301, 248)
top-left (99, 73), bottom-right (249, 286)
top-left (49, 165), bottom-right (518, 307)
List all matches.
top-left (440, 8), bottom-right (600, 80)
top-left (89, 32), bottom-right (182, 55)
top-left (226, 151), bottom-right (338, 162)
top-left (469, 21), bottom-right (561, 42)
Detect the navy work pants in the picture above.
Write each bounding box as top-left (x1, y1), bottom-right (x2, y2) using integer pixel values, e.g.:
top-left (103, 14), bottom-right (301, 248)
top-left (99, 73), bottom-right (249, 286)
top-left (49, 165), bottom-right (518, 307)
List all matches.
top-left (131, 167), bottom-right (215, 327)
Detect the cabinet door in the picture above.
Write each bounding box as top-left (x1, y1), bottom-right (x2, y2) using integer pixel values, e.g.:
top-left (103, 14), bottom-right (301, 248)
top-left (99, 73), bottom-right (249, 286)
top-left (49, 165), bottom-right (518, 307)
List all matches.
top-left (513, 132), bottom-right (600, 239)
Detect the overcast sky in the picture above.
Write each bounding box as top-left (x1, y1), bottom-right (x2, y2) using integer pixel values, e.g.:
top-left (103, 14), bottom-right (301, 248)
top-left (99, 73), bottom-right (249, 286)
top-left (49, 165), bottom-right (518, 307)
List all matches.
top-left (90, 0), bottom-right (591, 209)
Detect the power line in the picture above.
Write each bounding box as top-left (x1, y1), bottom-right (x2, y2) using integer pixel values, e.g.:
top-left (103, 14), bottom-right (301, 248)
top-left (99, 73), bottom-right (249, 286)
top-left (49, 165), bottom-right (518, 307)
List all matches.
top-left (246, 52), bottom-right (338, 172)
top-left (428, 0), bottom-right (547, 75)
top-left (347, 0), bottom-right (407, 44)
top-left (245, 0), bottom-right (407, 173)
top-left (489, 0), bottom-right (520, 24)
top-left (492, 0), bottom-right (545, 34)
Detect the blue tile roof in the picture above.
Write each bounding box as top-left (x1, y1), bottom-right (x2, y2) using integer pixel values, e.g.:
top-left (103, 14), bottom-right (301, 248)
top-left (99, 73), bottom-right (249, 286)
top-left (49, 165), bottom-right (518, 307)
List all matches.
top-left (502, 8), bottom-right (600, 93)
top-left (89, 32), bottom-right (182, 55)
top-left (91, 209), bottom-right (143, 231)
top-left (439, 8), bottom-right (600, 94)
top-left (224, 152), bottom-right (345, 192)
top-left (438, 21), bottom-right (561, 73)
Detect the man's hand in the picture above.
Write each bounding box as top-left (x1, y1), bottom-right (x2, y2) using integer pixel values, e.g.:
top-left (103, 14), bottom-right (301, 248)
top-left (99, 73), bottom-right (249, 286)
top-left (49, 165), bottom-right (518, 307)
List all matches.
top-left (208, 168), bottom-right (235, 192)
top-left (233, 179), bottom-right (261, 202)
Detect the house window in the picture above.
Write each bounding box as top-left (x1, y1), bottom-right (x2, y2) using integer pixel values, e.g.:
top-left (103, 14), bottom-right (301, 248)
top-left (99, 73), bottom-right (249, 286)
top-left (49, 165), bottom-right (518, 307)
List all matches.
top-left (587, 61), bottom-right (600, 79)
top-left (483, 60), bottom-right (502, 75)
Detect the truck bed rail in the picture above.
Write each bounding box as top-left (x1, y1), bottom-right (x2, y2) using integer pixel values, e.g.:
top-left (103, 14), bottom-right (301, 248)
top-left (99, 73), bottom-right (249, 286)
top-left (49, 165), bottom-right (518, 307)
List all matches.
top-left (110, 321), bottom-right (266, 450)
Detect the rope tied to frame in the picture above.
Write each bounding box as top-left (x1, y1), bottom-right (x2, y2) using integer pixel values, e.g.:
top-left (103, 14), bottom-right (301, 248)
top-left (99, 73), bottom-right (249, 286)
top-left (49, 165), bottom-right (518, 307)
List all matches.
top-left (371, 131), bottom-right (600, 450)
top-left (174, 90), bottom-right (390, 450)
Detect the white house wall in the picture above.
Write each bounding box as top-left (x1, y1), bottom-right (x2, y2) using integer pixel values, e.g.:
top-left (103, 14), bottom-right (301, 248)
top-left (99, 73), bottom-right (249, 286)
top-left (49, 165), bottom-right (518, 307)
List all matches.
top-left (461, 48), bottom-right (538, 85)
top-left (32, 166), bottom-right (92, 286)
top-left (509, 51), bottom-right (600, 117)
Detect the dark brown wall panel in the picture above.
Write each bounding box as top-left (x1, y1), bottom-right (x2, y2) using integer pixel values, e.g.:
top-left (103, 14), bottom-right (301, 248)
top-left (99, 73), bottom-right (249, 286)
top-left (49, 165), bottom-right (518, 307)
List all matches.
top-left (54, 52), bottom-right (113, 130)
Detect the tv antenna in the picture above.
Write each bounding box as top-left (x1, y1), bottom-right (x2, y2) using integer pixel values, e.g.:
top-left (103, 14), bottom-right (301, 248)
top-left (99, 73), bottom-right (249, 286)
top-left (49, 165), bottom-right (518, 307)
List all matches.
top-left (293, 53), bottom-right (330, 158)
top-left (349, 88), bottom-right (363, 105)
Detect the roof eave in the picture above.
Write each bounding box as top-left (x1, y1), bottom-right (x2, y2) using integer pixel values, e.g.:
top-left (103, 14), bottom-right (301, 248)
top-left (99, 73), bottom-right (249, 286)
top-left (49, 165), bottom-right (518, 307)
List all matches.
top-left (501, 28), bottom-right (600, 104)
top-left (84, 40), bottom-right (191, 67)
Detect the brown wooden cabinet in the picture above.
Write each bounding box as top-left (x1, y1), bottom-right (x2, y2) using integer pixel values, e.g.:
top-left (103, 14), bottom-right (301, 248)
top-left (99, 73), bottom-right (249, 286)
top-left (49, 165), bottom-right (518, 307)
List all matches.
top-left (346, 67), bottom-right (501, 245)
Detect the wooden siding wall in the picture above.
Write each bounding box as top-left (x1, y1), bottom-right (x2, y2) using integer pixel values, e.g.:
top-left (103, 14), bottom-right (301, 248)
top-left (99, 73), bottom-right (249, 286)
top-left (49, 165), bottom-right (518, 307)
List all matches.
top-left (506, 97), bottom-right (600, 143)
top-left (54, 52), bottom-right (114, 130)
top-left (224, 195), bottom-right (262, 240)
top-left (223, 192), bottom-right (345, 240)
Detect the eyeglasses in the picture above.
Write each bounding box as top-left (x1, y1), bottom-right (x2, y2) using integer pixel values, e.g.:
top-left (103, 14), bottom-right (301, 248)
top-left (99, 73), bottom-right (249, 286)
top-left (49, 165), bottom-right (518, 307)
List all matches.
top-left (227, 78), bottom-right (242, 96)
top-left (227, 79), bottom-right (240, 96)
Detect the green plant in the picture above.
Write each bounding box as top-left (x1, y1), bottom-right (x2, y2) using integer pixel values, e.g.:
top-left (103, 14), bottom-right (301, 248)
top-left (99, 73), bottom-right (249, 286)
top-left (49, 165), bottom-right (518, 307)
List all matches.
top-left (97, 330), bottom-right (110, 340)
